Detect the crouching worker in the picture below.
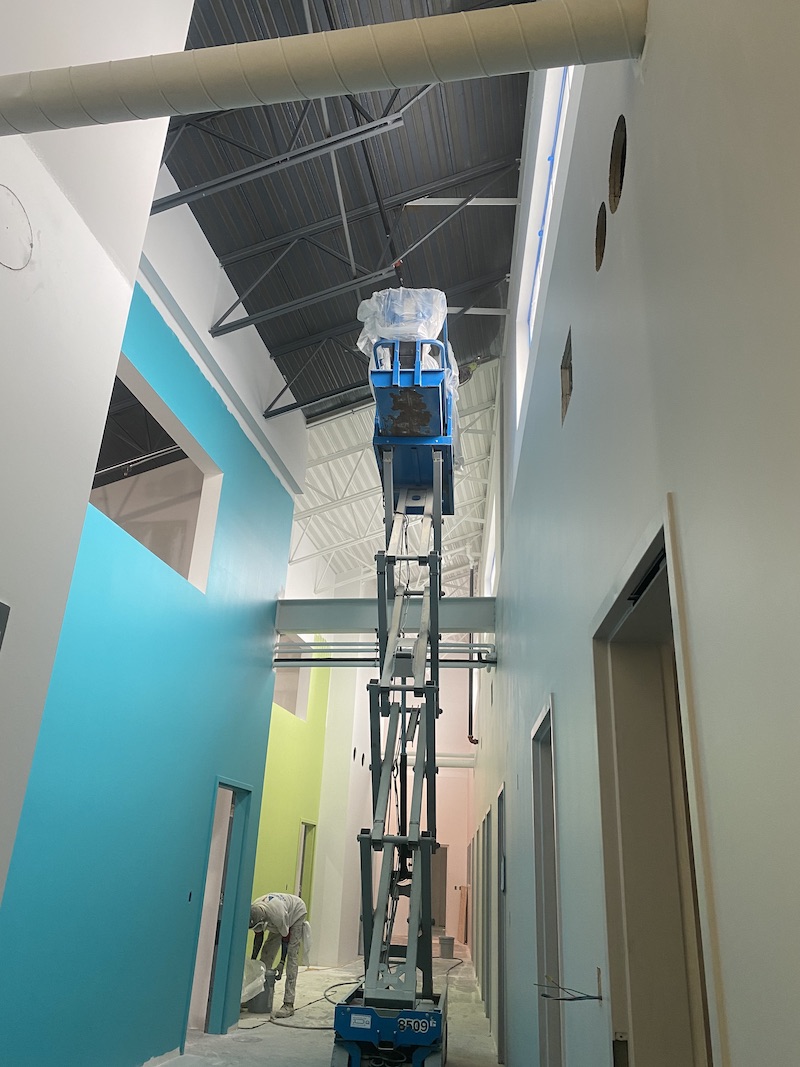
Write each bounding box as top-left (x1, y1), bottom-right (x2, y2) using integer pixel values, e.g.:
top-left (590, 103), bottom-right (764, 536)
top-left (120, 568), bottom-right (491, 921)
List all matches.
top-left (249, 893), bottom-right (309, 1018)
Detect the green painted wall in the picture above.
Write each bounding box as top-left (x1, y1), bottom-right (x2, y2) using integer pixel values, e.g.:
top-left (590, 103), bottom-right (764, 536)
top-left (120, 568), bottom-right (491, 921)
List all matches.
top-left (250, 666), bottom-right (330, 934)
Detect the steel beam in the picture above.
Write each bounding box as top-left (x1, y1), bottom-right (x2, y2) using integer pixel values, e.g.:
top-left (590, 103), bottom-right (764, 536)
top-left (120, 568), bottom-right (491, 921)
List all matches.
top-left (306, 440), bottom-right (372, 467)
top-left (219, 158), bottom-right (517, 266)
top-left (188, 117), bottom-right (273, 160)
top-left (262, 338), bottom-right (327, 415)
top-left (262, 381), bottom-right (371, 419)
top-left (285, 100), bottom-right (313, 152)
top-left (290, 526), bottom-right (484, 567)
top-left (222, 263), bottom-right (509, 339)
top-left (407, 197), bottom-right (518, 206)
top-left (270, 320), bottom-right (362, 359)
top-left (218, 266), bottom-right (398, 336)
top-left (268, 273), bottom-right (507, 358)
top-left (276, 596), bottom-right (496, 635)
top-left (151, 114), bottom-right (403, 214)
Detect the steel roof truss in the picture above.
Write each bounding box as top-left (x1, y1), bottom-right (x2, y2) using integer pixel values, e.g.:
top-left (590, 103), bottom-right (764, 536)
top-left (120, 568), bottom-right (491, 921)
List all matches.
top-left (218, 159), bottom-right (518, 267)
top-left (151, 112), bottom-right (404, 215)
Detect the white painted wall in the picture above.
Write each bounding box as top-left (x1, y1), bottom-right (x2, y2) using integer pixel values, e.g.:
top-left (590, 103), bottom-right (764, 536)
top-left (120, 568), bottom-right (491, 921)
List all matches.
top-left (0, 0), bottom-right (193, 902)
top-left (141, 170), bottom-right (307, 496)
top-left (312, 662), bottom-right (373, 966)
top-left (475, 0), bottom-right (800, 1064)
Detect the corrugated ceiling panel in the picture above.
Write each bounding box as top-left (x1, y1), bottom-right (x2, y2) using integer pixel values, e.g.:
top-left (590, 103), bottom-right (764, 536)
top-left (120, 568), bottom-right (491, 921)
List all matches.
top-left (164, 0), bottom-right (527, 416)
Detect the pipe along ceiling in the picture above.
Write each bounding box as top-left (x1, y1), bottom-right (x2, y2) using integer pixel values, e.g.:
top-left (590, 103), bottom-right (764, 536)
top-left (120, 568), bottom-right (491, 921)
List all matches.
top-left (0, 0), bottom-right (647, 136)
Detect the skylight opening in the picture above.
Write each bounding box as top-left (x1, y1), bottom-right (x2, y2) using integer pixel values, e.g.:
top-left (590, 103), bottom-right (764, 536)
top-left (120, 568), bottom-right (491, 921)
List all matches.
top-left (514, 66), bottom-right (575, 428)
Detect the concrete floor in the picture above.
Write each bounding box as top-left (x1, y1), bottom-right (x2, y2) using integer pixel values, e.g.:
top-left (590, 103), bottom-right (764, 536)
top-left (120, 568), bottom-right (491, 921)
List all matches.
top-left (170, 949), bottom-right (497, 1067)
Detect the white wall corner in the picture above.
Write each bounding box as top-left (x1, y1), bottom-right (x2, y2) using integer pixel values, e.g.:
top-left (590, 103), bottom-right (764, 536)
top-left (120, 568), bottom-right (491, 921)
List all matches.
top-left (140, 168), bottom-right (307, 498)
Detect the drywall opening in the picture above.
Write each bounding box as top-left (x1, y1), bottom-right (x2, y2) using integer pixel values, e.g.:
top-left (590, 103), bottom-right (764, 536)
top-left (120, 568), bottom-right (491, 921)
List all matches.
top-left (90, 356), bottom-right (222, 591)
top-left (609, 115), bottom-right (627, 213)
top-left (532, 701), bottom-right (564, 1067)
top-left (595, 202), bottom-right (607, 270)
top-left (561, 330), bottom-right (573, 423)
top-left (594, 536), bottom-right (712, 1066)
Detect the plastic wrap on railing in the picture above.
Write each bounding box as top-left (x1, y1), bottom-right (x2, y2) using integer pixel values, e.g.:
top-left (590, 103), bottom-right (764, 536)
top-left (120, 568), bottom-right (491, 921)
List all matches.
top-left (359, 286), bottom-right (461, 406)
top-left (356, 287), bottom-right (448, 352)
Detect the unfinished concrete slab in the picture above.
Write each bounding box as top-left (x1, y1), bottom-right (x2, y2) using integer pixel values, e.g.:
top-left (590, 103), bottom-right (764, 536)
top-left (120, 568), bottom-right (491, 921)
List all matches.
top-left (169, 954), bottom-right (497, 1067)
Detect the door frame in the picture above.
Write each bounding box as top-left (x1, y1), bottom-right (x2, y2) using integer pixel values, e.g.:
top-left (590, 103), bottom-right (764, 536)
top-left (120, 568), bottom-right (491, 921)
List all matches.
top-left (592, 502), bottom-right (727, 1064)
top-left (496, 784), bottom-right (508, 1064)
top-left (183, 776), bottom-right (253, 1043)
top-left (531, 697), bottom-right (564, 1067)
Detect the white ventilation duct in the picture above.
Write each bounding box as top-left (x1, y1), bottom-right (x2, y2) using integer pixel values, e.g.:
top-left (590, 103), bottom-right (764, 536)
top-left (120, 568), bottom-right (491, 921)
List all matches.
top-left (0, 0), bottom-right (646, 136)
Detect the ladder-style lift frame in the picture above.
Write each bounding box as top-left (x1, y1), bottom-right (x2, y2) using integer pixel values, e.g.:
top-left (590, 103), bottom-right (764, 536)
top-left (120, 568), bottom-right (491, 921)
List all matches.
top-left (332, 326), bottom-right (453, 1067)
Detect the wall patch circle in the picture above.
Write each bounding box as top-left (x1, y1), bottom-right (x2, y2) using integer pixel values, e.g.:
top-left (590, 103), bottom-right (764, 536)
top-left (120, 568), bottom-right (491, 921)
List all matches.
top-left (0, 185), bottom-right (34, 270)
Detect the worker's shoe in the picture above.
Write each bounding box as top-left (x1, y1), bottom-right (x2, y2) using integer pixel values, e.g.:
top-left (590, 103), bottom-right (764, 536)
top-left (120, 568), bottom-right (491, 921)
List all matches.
top-left (274, 1003), bottom-right (294, 1018)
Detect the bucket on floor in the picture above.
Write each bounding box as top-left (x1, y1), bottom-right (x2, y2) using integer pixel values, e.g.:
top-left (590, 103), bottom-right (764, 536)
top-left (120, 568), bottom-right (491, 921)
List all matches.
top-left (246, 969), bottom-right (277, 1013)
top-left (439, 935), bottom-right (455, 959)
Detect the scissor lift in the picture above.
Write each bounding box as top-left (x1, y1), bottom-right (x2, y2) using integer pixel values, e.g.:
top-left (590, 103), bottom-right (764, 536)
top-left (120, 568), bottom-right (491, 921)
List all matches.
top-left (332, 323), bottom-right (454, 1067)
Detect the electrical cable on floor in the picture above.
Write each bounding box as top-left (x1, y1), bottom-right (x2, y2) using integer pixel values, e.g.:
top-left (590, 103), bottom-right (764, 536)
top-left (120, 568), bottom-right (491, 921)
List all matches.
top-left (269, 959), bottom-right (465, 1031)
top-left (433, 955), bottom-right (465, 977)
top-left (270, 978), bottom-right (365, 1030)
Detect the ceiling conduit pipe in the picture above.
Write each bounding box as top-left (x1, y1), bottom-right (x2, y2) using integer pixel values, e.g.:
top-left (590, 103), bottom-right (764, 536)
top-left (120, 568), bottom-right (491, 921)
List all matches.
top-left (0, 0), bottom-right (647, 137)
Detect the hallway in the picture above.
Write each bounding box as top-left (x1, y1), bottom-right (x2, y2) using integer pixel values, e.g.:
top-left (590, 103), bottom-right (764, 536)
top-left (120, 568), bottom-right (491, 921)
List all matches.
top-left (171, 952), bottom-right (497, 1067)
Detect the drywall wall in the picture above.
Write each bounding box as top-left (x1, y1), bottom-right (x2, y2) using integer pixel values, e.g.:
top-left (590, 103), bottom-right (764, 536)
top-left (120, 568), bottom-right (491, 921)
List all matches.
top-left (311, 663), bottom-right (362, 965)
top-left (0, 287), bottom-right (294, 1067)
top-left (0, 0), bottom-right (193, 284)
top-left (0, 0), bottom-right (193, 905)
top-left (249, 665), bottom-right (330, 922)
top-left (312, 660), bottom-right (375, 966)
top-left (475, 0), bottom-right (800, 1064)
top-left (141, 168), bottom-right (307, 495)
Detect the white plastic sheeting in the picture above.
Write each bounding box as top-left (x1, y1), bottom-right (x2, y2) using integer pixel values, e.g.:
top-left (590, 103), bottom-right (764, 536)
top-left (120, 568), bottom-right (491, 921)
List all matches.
top-left (357, 286), bottom-right (460, 404)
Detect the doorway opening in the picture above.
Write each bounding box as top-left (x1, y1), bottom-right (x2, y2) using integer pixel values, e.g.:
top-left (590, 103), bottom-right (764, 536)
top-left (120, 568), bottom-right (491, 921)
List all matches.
top-left (532, 700), bottom-right (563, 1067)
top-left (594, 533), bottom-right (712, 1066)
top-left (482, 809), bottom-right (493, 1020)
top-left (472, 825), bottom-right (482, 986)
top-left (187, 781), bottom-right (251, 1037)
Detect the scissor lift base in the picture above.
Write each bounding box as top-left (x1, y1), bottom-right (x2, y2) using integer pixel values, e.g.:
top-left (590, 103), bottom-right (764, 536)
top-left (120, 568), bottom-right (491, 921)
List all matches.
top-left (332, 984), bottom-right (447, 1067)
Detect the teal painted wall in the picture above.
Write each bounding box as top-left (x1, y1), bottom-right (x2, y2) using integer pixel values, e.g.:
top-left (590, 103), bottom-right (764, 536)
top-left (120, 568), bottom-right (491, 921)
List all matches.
top-left (0, 287), bottom-right (294, 1067)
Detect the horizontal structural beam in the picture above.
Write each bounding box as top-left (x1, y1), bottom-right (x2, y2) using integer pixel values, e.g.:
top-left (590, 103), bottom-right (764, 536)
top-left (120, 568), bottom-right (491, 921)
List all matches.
top-left (151, 114), bottom-right (403, 212)
top-left (268, 269), bottom-right (509, 357)
top-left (408, 197), bottom-right (518, 206)
top-left (221, 158), bottom-right (517, 267)
top-left (276, 596), bottom-right (496, 634)
top-left (0, 1), bottom-right (647, 136)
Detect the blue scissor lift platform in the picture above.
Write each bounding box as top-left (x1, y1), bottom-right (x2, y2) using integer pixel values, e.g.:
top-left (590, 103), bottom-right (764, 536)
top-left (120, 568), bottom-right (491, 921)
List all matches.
top-left (332, 312), bottom-right (454, 1067)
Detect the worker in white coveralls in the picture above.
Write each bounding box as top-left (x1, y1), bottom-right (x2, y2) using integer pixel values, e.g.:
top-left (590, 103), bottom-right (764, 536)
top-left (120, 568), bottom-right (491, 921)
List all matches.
top-left (249, 892), bottom-right (309, 1018)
